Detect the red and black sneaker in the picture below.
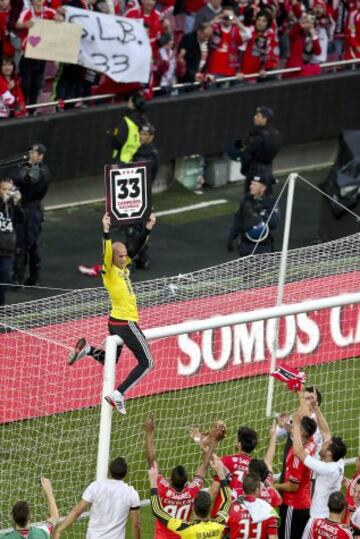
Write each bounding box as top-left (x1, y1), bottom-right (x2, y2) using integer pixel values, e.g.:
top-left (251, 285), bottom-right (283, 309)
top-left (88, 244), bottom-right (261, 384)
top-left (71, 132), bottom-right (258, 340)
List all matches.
top-left (67, 338), bottom-right (89, 366)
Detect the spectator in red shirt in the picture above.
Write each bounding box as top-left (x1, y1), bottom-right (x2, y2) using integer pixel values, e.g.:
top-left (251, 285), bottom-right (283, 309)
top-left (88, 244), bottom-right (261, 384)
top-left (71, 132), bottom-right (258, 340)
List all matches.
top-left (0, 0), bottom-right (15, 57)
top-left (0, 56), bottom-right (27, 117)
top-left (226, 473), bottom-right (279, 539)
top-left (126, 0), bottom-right (168, 49)
top-left (209, 425), bottom-right (259, 516)
top-left (207, 7), bottom-right (251, 77)
top-left (344, 0), bottom-right (360, 58)
top-left (285, 13), bottom-right (322, 77)
top-left (309, 491), bottom-right (353, 539)
top-left (241, 10), bottom-right (280, 80)
top-left (16, 0), bottom-right (57, 105)
top-left (274, 415), bottom-right (317, 539)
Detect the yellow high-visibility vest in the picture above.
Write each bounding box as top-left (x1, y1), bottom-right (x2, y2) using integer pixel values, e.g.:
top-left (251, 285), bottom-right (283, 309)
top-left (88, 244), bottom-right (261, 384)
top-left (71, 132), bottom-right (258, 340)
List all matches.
top-left (112, 116), bottom-right (141, 163)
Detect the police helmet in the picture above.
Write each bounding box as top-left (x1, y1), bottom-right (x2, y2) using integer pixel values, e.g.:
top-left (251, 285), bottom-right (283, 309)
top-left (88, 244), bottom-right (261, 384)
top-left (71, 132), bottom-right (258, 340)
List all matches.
top-left (245, 221), bottom-right (269, 242)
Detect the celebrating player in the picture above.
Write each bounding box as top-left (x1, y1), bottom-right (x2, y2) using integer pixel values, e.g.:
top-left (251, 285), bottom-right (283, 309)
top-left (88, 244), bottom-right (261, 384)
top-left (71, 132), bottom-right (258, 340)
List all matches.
top-left (274, 416), bottom-right (317, 539)
top-left (7, 477), bottom-right (59, 538)
top-left (208, 425), bottom-right (258, 515)
top-left (144, 414), bottom-right (225, 538)
top-left (308, 492), bottom-right (352, 539)
top-left (225, 473), bottom-right (279, 539)
top-left (350, 479), bottom-right (360, 536)
top-left (291, 408), bottom-right (346, 539)
top-left (249, 460), bottom-right (282, 508)
top-left (344, 455), bottom-right (360, 523)
top-left (67, 212), bottom-right (156, 415)
top-left (149, 456), bottom-right (232, 539)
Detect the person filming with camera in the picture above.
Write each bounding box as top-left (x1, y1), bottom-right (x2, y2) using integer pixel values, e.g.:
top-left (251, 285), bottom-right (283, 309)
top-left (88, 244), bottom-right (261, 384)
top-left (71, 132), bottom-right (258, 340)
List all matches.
top-left (0, 177), bottom-right (22, 305)
top-left (12, 143), bottom-right (50, 288)
top-left (206, 7), bottom-right (251, 80)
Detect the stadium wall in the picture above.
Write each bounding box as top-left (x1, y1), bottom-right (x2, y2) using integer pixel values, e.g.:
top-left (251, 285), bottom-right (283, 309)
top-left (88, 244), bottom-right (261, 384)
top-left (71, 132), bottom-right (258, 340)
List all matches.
top-left (0, 71), bottom-right (359, 182)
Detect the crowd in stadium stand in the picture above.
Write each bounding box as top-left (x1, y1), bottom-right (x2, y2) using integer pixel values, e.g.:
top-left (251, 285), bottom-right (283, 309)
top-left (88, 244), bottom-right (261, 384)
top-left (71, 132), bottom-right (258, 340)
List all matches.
top-left (0, 0), bottom-right (359, 115)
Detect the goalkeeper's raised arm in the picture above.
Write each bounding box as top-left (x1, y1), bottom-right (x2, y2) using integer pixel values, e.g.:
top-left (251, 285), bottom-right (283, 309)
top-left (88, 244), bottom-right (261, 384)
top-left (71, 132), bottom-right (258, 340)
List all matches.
top-left (67, 212), bottom-right (156, 415)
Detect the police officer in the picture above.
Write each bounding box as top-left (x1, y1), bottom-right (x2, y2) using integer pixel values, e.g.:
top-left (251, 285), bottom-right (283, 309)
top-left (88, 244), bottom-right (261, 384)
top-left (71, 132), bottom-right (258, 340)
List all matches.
top-left (127, 123), bottom-right (159, 270)
top-left (12, 143), bottom-right (50, 286)
top-left (227, 175), bottom-right (280, 256)
top-left (111, 92), bottom-right (148, 164)
top-left (239, 106), bottom-right (282, 192)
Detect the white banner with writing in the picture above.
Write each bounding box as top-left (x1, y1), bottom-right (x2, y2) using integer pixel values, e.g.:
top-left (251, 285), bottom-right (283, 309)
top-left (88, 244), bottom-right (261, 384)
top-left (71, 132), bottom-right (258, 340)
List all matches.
top-left (65, 7), bottom-right (151, 83)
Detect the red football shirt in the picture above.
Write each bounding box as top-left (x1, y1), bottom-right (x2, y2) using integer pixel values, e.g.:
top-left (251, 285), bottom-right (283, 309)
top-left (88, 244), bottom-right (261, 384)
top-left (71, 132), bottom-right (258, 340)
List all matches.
top-left (155, 474), bottom-right (204, 539)
top-left (283, 439), bottom-right (316, 510)
top-left (310, 518), bottom-right (353, 539)
top-left (346, 471), bottom-right (360, 513)
top-left (211, 453), bottom-right (252, 516)
top-left (17, 6), bottom-right (56, 49)
top-left (260, 482), bottom-right (282, 508)
top-left (227, 496), bottom-right (278, 539)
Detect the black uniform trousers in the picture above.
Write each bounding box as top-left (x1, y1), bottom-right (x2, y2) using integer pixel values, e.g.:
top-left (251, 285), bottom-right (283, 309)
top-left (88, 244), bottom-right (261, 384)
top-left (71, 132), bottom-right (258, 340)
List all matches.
top-left (90, 318), bottom-right (154, 395)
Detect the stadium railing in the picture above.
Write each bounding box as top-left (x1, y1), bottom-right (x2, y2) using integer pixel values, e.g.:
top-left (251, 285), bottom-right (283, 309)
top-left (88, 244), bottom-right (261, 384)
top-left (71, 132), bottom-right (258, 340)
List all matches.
top-left (25, 57), bottom-right (360, 114)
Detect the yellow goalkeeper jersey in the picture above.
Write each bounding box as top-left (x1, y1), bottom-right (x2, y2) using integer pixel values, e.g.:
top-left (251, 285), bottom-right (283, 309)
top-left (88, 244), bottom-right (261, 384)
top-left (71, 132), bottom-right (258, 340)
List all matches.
top-left (161, 516), bottom-right (226, 539)
top-left (150, 481), bottom-right (231, 539)
top-left (102, 238), bottom-right (138, 321)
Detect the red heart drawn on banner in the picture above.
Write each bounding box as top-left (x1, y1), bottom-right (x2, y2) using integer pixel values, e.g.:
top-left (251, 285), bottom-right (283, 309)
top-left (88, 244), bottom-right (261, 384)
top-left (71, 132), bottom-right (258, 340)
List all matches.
top-left (28, 35), bottom-right (42, 47)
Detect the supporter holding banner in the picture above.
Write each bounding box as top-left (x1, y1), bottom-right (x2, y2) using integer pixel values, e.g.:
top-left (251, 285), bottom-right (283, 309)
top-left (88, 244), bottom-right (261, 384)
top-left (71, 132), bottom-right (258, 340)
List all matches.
top-left (65, 6), bottom-right (152, 83)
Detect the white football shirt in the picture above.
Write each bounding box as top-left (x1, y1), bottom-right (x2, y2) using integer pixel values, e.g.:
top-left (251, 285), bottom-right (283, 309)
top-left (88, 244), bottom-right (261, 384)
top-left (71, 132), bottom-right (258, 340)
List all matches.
top-left (304, 455), bottom-right (344, 518)
top-left (82, 478), bottom-right (140, 539)
top-left (351, 506), bottom-right (360, 534)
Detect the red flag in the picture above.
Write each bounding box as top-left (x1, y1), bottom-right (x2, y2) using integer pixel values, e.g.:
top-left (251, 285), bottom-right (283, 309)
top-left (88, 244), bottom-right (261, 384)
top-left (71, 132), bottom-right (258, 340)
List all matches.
top-left (271, 363), bottom-right (306, 392)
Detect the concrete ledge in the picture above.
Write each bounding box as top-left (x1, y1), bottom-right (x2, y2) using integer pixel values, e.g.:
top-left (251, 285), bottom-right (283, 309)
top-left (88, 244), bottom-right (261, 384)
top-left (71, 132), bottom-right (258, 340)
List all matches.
top-left (44, 139), bottom-right (336, 210)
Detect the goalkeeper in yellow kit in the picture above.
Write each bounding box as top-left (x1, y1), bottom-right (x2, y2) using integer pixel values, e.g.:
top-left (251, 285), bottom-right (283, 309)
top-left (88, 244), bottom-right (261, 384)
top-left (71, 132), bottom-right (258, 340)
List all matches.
top-left (68, 212), bottom-right (156, 415)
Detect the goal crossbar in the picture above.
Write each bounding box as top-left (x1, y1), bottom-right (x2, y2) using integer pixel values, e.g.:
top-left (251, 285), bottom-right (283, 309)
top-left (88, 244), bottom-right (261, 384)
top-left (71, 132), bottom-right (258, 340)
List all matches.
top-left (97, 290), bottom-right (360, 479)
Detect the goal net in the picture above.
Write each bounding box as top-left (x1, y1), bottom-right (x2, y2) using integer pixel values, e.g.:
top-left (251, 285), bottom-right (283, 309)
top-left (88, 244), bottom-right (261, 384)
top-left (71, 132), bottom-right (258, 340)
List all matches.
top-left (0, 233), bottom-right (359, 535)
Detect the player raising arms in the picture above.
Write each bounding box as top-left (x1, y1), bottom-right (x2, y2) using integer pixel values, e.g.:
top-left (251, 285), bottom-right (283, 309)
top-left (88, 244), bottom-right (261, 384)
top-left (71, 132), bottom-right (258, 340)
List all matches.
top-left (208, 425), bottom-right (259, 515)
top-left (144, 414), bottom-right (226, 538)
top-left (225, 473), bottom-right (279, 539)
top-left (67, 212), bottom-right (156, 415)
top-left (149, 456), bottom-right (232, 539)
top-left (291, 408), bottom-right (346, 539)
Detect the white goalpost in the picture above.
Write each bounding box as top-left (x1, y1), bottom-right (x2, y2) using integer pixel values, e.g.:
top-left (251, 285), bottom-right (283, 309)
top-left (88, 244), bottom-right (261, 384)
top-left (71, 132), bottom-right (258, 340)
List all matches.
top-left (97, 290), bottom-right (360, 480)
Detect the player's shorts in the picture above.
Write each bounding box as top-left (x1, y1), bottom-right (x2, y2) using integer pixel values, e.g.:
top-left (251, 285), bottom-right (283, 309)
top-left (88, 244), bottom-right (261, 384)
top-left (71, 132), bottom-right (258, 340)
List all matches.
top-left (279, 504), bottom-right (310, 539)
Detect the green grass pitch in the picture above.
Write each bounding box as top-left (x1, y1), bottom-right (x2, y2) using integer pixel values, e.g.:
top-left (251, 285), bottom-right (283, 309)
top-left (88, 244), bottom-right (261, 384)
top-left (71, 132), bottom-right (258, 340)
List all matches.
top-left (0, 357), bottom-right (359, 537)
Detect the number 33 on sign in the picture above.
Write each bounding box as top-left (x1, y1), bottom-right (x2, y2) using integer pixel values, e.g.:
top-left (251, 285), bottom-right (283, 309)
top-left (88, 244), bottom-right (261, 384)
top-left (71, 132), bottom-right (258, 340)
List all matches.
top-left (104, 163), bottom-right (152, 225)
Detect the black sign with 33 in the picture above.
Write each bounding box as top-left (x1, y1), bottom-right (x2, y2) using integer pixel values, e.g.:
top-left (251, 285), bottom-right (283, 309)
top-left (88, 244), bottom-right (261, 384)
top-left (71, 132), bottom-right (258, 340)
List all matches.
top-left (105, 163), bottom-right (152, 225)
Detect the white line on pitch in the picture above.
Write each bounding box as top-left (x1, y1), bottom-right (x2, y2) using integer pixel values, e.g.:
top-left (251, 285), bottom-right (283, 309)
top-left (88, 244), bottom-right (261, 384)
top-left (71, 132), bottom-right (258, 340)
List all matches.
top-left (156, 199), bottom-right (228, 217)
top-left (45, 198), bottom-right (228, 214)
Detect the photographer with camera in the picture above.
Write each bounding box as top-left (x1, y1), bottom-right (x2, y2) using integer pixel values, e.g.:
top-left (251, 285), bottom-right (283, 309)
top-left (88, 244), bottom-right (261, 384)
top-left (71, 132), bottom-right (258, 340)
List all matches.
top-left (12, 143), bottom-right (50, 287)
top-left (284, 13), bottom-right (322, 78)
top-left (0, 177), bottom-right (22, 305)
top-left (206, 7), bottom-right (251, 79)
